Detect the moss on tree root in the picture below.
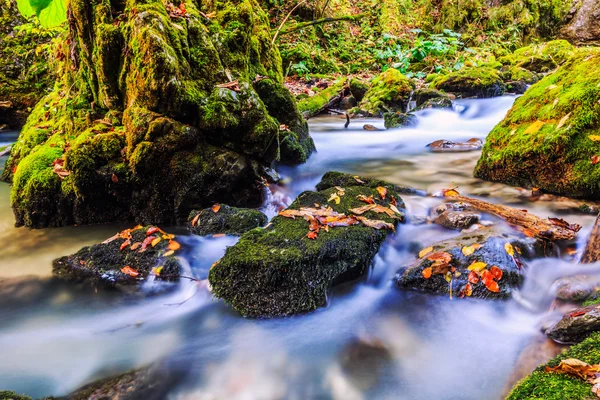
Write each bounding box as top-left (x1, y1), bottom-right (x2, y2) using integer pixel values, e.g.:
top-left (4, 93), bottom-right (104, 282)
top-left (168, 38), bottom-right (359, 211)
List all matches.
top-left (2, 0), bottom-right (315, 228)
top-left (208, 172), bottom-right (405, 318)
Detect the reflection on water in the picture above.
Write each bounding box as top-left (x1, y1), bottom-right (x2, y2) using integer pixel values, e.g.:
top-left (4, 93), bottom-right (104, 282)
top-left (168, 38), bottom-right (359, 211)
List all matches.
top-left (1, 97), bottom-right (599, 399)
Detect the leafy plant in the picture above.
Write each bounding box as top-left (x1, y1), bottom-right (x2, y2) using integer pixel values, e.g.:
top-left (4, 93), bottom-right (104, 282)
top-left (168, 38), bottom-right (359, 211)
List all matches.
top-left (16, 0), bottom-right (67, 28)
top-left (289, 60), bottom-right (310, 78)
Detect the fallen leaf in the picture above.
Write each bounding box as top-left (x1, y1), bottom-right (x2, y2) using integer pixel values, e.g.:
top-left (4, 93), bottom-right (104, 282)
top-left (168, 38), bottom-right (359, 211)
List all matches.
top-left (141, 236), bottom-right (155, 251)
top-left (467, 261), bottom-right (487, 272)
top-left (328, 193), bottom-right (341, 204)
top-left (111, 173), bottom-right (119, 183)
top-left (121, 266), bottom-right (139, 277)
top-left (504, 243), bottom-right (515, 257)
top-left (356, 216), bottom-right (395, 230)
top-left (335, 186), bottom-right (346, 196)
top-left (307, 231), bottom-right (318, 239)
top-left (357, 194), bottom-right (375, 204)
top-left (468, 271), bottom-right (479, 284)
top-left (548, 217), bottom-right (582, 232)
top-left (376, 186), bottom-right (388, 200)
top-left (592, 155), bottom-right (600, 165)
top-left (163, 250), bottom-right (175, 257)
top-left (130, 242), bottom-right (142, 251)
top-left (390, 204), bottom-right (402, 215)
top-left (212, 203), bottom-right (221, 213)
top-left (152, 266), bottom-right (164, 276)
top-left (463, 283), bottom-right (473, 297)
top-left (419, 246), bottom-right (434, 258)
top-left (428, 252), bottom-right (453, 264)
top-left (120, 240), bottom-right (131, 251)
top-left (490, 266), bottom-right (503, 281)
top-left (391, 196), bottom-right (398, 207)
top-left (422, 267), bottom-right (433, 279)
top-left (590, 135), bottom-right (600, 142)
top-left (462, 245), bottom-right (476, 256)
top-left (191, 213), bottom-right (201, 226)
top-left (151, 237), bottom-right (162, 247)
top-left (168, 240), bottom-right (181, 251)
top-left (484, 279), bottom-right (500, 293)
top-left (147, 227), bottom-right (160, 236)
top-left (442, 188), bottom-right (460, 197)
top-left (556, 113), bottom-right (571, 130)
top-left (353, 176), bottom-right (366, 184)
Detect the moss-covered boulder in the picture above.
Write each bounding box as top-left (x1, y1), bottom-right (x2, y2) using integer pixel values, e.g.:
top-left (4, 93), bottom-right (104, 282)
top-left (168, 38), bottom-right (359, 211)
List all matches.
top-left (53, 225), bottom-right (182, 292)
top-left (475, 50), bottom-right (600, 199)
top-left (0, 0), bottom-right (59, 129)
top-left (188, 205), bottom-right (267, 236)
top-left (208, 172), bottom-right (405, 317)
top-left (546, 304), bottom-right (600, 344)
top-left (432, 67), bottom-right (506, 98)
top-left (383, 112), bottom-right (417, 129)
top-left (348, 78), bottom-right (370, 102)
top-left (359, 69), bottom-right (414, 116)
top-left (499, 40), bottom-right (575, 74)
top-left (297, 78), bottom-right (347, 119)
top-left (2, 0), bottom-right (314, 229)
top-left (507, 332), bottom-right (600, 400)
top-left (395, 228), bottom-right (557, 300)
top-left (413, 88), bottom-right (452, 109)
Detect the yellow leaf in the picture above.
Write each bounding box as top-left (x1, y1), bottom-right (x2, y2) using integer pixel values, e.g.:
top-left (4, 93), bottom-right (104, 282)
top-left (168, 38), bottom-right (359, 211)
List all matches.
top-left (443, 189), bottom-right (460, 197)
top-left (419, 246), bottom-right (433, 258)
top-left (328, 193), bottom-right (341, 204)
top-left (163, 250), bottom-right (175, 257)
top-left (467, 261), bottom-right (488, 272)
top-left (590, 135), bottom-right (600, 142)
top-left (556, 113), bottom-right (571, 130)
top-left (462, 246), bottom-right (475, 256)
top-left (524, 120), bottom-right (544, 135)
top-left (505, 243), bottom-right (515, 257)
top-left (472, 243), bottom-right (483, 250)
top-left (152, 266), bottom-right (164, 276)
top-left (151, 237), bottom-right (162, 247)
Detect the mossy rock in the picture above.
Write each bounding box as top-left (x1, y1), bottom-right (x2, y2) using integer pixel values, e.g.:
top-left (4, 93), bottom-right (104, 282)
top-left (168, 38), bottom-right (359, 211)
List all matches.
top-left (546, 304), bottom-right (600, 344)
top-left (297, 78), bottom-right (347, 119)
top-left (507, 332), bottom-right (600, 400)
top-left (349, 78), bottom-right (370, 102)
top-left (383, 112), bottom-right (417, 129)
top-left (359, 69), bottom-right (414, 117)
top-left (432, 67), bottom-right (506, 98)
top-left (188, 205), bottom-right (267, 236)
top-left (52, 225), bottom-right (182, 292)
top-left (413, 88), bottom-right (450, 107)
top-left (209, 172), bottom-right (406, 317)
top-left (395, 228), bottom-right (557, 300)
top-left (0, 391), bottom-right (31, 400)
top-left (475, 49), bottom-right (600, 199)
top-left (499, 40), bottom-right (576, 74)
top-left (2, 0), bottom-right (314, 228)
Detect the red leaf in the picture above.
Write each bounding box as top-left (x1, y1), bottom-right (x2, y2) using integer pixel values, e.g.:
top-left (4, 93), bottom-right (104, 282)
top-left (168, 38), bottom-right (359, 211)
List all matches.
top-left (468, 271), bottom-right (479, 284)
top-left (484, 279), bottom-right (500, 293)
top-left (141, 236), bottom-right (154, 251)
top-left (120, 240), bottom-right (131, 251)
top-left (146, 227), bottom-right (160, 236)
top-left (490, 266), bottom-right (503, 281)
top-left (592, 155), bottom-right (599, 165)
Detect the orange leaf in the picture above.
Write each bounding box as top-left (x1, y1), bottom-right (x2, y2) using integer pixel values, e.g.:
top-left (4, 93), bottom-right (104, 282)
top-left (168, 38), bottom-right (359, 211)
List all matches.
top-left (391, 196), bottom-right (398, 207)
top-left (130, 242), bottom-right (142, 251)
top-left (141, 236), bottom-right (154, 251)
top-left (121, 266), bottom-right (139, 277)
top-left (490, 266), bottom-right (503, 281)
top-left (191, 213), bottom-right (201, 226)
top-left (422, 267), bottom-right (432, 279)
top-left (481, 269), bottom-right (494, 282)
top-left (442, 188), bottom-right (460, 197)
top-left (592, 155), bottom-right (600, 165)
top-left (468, 271), bottom-right (479, 284)
top-left (212, 203), bottom-right (221, 213)
top-left (357, 194), bottom-right (375, 204)
top-left (307, 231), bottom-right (318, 239)
top-left (462, 283), bottom-right (473, 297)
top-left (427, 252), bottom-right (452, 264)
top-left (168, 240), bottom-right (181, 251)
top-left (484, 279), bottom-right (500, 293)
top-left (376, 186), bottom-right (388, 200)
top-left (147, 227), bottom-right (160, 236)
top-left (120, 240), bottom-right (131, 251)
top-left (163, 250), bottom-right (175, 257)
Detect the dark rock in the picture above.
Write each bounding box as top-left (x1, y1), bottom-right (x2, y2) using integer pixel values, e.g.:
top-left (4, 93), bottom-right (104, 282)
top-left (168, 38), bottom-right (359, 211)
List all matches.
top-left (52, 225), bottom-right (182, 292)
top-left (363, 124), bottom-right (382, 131)
top-left (383, 112), bottom-right (418, 129)
top-left (415, 97), bottom-right (453, 110)
top-left (395, 228), bottom-right (558, 300)
top-left (413, 88), bottom-right (452, 110)
top-left (427, 138), bottom-right (483, 152)
top-left (546, 305), bottom-right (600, 344)
top-left (554, 276), bottom-right (598, 301)
top-left (506, 81), bottom-right (529, 94)
top-left (432, 67), bottom-right (506, 98)
top-left (433, 210), bottom-right (480, 230)
top-left (349, 78), bottom-right (370, 102)
top-left (209, 172), bottom-right (405, 317)
top-left (339, 95), bottom-right (357, 110)
top-left (188, 205), bottom-right (267, 236)
top-left (316, 171), bottom-right (423, 196)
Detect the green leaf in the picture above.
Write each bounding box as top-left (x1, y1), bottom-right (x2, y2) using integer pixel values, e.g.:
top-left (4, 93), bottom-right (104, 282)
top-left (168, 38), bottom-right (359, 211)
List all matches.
top-left (15, 0), bottom-right (67, 27)
top-left (16, 0), bottom-right (35, 17)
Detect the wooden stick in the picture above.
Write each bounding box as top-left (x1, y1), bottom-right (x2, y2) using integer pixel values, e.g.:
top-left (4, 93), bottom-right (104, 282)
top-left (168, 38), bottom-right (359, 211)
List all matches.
top-left (279, 14), bottom-right (365, 36)
top-left (582, 214), bottom-right (600, 263)
top-left (272, 0), bottom-right (307, 45)
top-left (443, 190), bottom-right (581, 241)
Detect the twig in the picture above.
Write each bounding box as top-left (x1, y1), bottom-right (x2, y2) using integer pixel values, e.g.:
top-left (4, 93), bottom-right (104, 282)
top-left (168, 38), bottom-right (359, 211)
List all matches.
top-left (272, 0), bottom-right (307, 45)
top-left (279, 14), bottom-right (366, 36)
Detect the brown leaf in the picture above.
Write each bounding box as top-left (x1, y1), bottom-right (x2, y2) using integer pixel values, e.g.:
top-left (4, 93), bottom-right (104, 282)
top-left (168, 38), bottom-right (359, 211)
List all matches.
top-left (111, 173), bottom-right (119, 183)
top-left (592, 155), bottom-right (600, 165)
top-left (548, 217), bottom-right (582, 232)
top-left (120, 240), bottom-right (131, 251)
top-left (357, 194), bottom-right (375, 204)
top-left (141, 236), bottom-right (155, 251)
top-left (490, 266), bottom-right (503, 281)
top-left (353, 176), bottom-right (366, 184)
top-left (427, 252), bottom-right (452, 264)
top-left (307, 231), bottom-right (318, 239)
top-left (356, 216), bottom-right (395, 230)
top-left (130, 242), bottom-right (142, 251)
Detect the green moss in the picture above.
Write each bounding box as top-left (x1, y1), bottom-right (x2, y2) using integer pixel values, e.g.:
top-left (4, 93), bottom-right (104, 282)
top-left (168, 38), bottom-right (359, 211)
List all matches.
top-left (432, 66), bottom-right (505, 98)
top-left (475, 49), bottom-right (600, 199)
top-left (349, 78), bottom-right (370, 103)
top-left (507, 332), bottom-right (600, 400)
top-left (499, 40), bottom-right (575, 74)
top-left (209, 172), bottom-right (405, 317)
top-left (360, 68), bottom-right (414, 116)
top-left (297, 78), bottom-right (347, 118)
top-left (188, 205), bottom-right (267, 236)
top-left (0, 390), bottom-right (31, 400)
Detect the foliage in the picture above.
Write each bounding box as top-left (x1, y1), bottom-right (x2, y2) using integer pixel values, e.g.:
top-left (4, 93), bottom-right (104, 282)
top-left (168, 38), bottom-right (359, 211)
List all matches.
top-left (16, 0), bottom-right (66, 28)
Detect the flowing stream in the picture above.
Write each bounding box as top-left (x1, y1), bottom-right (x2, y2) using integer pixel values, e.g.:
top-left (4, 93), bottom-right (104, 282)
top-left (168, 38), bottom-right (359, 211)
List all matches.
top-left (1, 96), bottom-right (599, 399)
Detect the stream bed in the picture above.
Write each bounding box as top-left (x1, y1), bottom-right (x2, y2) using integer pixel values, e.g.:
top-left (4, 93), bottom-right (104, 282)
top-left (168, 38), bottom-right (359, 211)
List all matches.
top-left (0, 96), bottom-right (598, 399)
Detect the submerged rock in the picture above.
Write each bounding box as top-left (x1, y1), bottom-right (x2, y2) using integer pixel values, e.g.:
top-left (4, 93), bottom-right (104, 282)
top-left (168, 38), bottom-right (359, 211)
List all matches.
top-left (53, 225), bottom-right (182, 292)
top-left (359, 69), bottom-right (414, 116)
top-left (547, 305), bottom-right (600, 344)
top-left (2, 0), bottom-right (314, 229)
top-left (209, 172), bottom-right (405, 317)
top-left (395, 228), bottom-right (557, 300)
top-left (188, 205), bottom-right (267, 236)
top-left (475, 49), bottom-right (600, 199)
top-left (383, 112), bottom-right (417, 129)
top-left (427, 138), bottom-right (483, 152)
top-left (432, 67), bottom-right (506, 98)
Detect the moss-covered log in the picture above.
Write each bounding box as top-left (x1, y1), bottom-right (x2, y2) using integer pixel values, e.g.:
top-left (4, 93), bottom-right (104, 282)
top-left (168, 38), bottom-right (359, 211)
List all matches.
top-left (475, 49), bottom-right (600, 199)
top-left (208, 172), bottom-right (405, 318)
top-left (2, 0), bottom-right (314, 228)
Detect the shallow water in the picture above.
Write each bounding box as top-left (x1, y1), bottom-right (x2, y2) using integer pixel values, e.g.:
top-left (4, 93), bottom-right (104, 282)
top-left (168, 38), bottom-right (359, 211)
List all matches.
top-left (0, 98), bottom-right (598, 399)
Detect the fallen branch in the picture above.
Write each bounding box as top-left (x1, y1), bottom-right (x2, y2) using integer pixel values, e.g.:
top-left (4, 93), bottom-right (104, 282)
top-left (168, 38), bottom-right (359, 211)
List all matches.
top-left (279, 14), bottom-right (365, 36)
top-left (272, 0), bottom-right (307, 45)
top-left (442, 190), bottom-right (582, 241)
top-left (581, 213), bottom-right (600, 263)
top-left (304, 86), bottom-right (349, 119)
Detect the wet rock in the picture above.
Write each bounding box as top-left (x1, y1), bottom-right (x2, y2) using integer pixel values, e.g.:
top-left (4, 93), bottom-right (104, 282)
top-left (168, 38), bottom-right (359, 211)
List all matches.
top-left (433, 210), bottom-right (480, 230)
top-left (383, 112), bottom-right (417, 129)
top-left (546, 305), bottom-right (600, 344)
top-left (554, 276), bottom-right (598, 302)
top-left (395, 228), bottom-right (558, 300)
top-left (349, 78), bottom-right (370, 102)
top-left (363, 124), bottom-right (382, 131)
top-left (209, 172), bottom-right (405, 317)
top-left (339, 95), bottom-right (357, 110)
top-left (560, 0), bottom-right (600, 46)
top-left (412, 88), bottom-right (452, 110)
top-left (505, 81), bottom-right (529, 94)
top-left (359, 69), bottom-right (414, 116)
top-left (52, 225), bottom-right (182, 292)
top-left (339, 338), bottom-right (392, 390)
top-left (188, 205), bottom-right (267, 236)
top-left (315, 171), bottom-right (423, 196)
top-left (415, 97), bottom-right (453, 110)
top-left (475, 50), bottom-right (600, 199)
top-left (63, 361), bottom-right (183, 400)
top-left (431, 67), bottom-right (506, 98)
top-left (427, 138), bottom-right (483, 152)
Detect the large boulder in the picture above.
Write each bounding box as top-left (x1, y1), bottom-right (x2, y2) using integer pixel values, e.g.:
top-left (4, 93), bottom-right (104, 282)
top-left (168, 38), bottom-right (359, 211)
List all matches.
top-left (395, 228), bottom-right (557, 300)
top-left (1, 0), bottom-right (314, 228)
top-left (188, 204), bottom-right (267, 236)
top-left (475, 50), bottom-right (600, 199)
top-left (209, 172), bottom-right (406, 317)
top-left (560, 0), bottom-right (600, 46)
top-left (359, 68), bottom-right (414, 116)
top-left (53, 225), bottom-right (182, 292)
top-left (432, 67), bottom-right (506, 98)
